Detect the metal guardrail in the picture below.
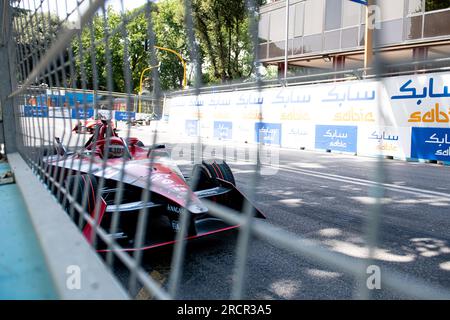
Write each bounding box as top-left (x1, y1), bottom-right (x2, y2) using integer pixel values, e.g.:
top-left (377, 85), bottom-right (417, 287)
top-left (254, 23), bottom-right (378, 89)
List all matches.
top-left (2, 0), bottom-right (450, 300)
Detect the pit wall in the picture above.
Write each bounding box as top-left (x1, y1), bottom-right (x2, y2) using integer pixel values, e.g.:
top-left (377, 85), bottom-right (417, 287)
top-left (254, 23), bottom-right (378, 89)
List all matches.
top-left (166, 71), bottom-right (450, 163)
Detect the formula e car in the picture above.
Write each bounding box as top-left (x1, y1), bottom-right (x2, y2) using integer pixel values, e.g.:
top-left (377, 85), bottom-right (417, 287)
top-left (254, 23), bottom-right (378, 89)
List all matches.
top-left (73, 115), bottom-right (116, 134)
top-left (43, 121), bottom-right (264, 251)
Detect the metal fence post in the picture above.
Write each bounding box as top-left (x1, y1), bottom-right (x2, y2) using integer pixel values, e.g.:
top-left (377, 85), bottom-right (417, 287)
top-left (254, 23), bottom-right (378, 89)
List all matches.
top-left (0, 1), bottom-right (17, 154)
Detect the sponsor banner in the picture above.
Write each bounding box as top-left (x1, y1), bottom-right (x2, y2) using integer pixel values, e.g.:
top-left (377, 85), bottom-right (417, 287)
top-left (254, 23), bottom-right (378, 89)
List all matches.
top-left (185, 120), bottom-right (199, 137)
top-left (213, 121), bottom-right (233, 140)
top-left (255, 122), bottom-right (282, 145)
top-left (24, 105), bottom-right (48, 117)
top-left (48, 107), bottom-right (70, 119)
top-left (411, 127), bottom-right (450, 161)
top-left (315, 125), bottom-right (358, 153)
top-left (65, 92), bottom-right (95, 106)
top-left (168, 80), bottom-right (380, 124)
top-left (98, 109), bottom-right (114, 120)
top-left (281, 122), bottom-right (315, 149)
top-left (199, 121), bottom-right (213, 139)
top-left (235, 120), bottom-right (254, 144)
top-left (357, 126), bottom-right (411, 159)
top-left (385, 73), bottom-right (450, 127)
top-left (71, 107), bottom-right (94, 120)
top-left (166, 71), bottom-right (450, 159)
top-left (115, 111), bottom-right (136, 121)
top-left (317, 81), bottom-right (379, 124)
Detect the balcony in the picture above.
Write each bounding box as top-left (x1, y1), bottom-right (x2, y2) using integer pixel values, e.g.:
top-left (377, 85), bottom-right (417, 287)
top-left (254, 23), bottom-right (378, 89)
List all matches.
top-left (259, 0), bottom-right (450, 61)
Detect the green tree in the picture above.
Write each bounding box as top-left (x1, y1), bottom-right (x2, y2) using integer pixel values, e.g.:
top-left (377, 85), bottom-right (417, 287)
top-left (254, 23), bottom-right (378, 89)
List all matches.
top-left (71, 7), bottom-right (124, 91)
top-left (190, 0), bottom-right (265, 84)
top-left (70, 0), bottom-right (264, 92)
top-left (426, 0), bottom-right (450, 11)
top-left (14, 11), bottom-right (65, 84)
top-left (152, 0), bottom-right (188, 90)
top-left (72, 2), bottom-right (187, 93)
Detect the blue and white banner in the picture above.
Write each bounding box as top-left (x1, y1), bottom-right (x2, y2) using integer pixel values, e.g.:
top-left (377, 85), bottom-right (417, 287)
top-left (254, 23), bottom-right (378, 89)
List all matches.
top-left (315, 125), bottom-right (358, 153)
top-left (24, 105), bottom-right (48, 117)
top-left (114, 111), bottom-right (136, 121)
top-left (411, 127), bottom-right (450, 161)
top-left (49, 107), bottom-right (70, 119)
top-left (71, 108), bottom-right (94, 120)
top-left (357, 126), bottom-right (411, 159)
top-left (185, 120), bottom-right (199, 137)
top-left (214, 121), bottom-right (233, 140)
top-left (255, 122), bottom-right (282, 145)
top-left (282, 122), bottom-right (315, 149)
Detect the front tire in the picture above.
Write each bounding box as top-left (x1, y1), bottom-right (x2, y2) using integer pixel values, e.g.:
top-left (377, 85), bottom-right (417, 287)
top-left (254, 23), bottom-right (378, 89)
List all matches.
top-left (191, 159), bottom-right (235, 191)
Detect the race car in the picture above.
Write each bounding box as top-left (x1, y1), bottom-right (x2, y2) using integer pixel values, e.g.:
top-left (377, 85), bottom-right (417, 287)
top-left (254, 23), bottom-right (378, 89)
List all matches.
top-left (43, 121), bottom-right (264, 251)
top-left (73, 115), bottom-right (115, 134)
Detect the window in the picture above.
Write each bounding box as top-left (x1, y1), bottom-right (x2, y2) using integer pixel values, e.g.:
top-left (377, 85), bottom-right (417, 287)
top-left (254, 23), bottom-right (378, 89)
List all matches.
top-left (259, 44), bottom-right (268, 60)
top-left (289, 4), bottom-right (296, 39)
top-left (425, 0), bottom-right (450, 11)
top-left (341, 27), bottom-right (359, 48)
top-left (259, 13), bottom-right (270, 43)
top-left (378, 0), bottom-right (405, 21)
top-left (325, 0), bottom-right (342, 30)
top-left (404, 15), bottom-right (423, 39)
top-left (424, 9), bottom-right (450, 37)
top-left (269, 8), bottom-right (286, 42)
top-left (324, 30), bottom-right (341, 50)
top-left (268, 41), bottom-right (285, 58)
top-left (293, 3), bottom-right (304, 37)
top-left (408, 0), bottom-right (424, 15)
top-left (303, 34), bottom-right (323, 53)
top-left (304, 0), bottom-right (325, 35)
top-left (343, 0), bottom-right (361, 27)
top-left (291, 37), bottom-right (303, 55)
top-left (376, 19), bottom-right (404, 45)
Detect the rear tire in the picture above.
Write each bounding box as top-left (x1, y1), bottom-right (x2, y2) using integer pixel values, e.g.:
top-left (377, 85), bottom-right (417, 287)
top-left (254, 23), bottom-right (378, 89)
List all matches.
top-left (63, 174), bottom-right (98, 229)
top-left (191, 159), bottom-right (235, 191)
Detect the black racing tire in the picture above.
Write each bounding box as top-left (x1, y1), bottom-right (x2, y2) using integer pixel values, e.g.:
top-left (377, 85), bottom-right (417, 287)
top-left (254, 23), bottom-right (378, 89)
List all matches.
top-left (63, 174), bottom-right (98, 229)
top-left (191, 159), bottom-right (235, 191)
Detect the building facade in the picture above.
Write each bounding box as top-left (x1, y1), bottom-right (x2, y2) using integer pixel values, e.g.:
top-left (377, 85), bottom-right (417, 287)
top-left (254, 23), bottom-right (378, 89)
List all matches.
top-left (259, 0), bottom-right (450, 74)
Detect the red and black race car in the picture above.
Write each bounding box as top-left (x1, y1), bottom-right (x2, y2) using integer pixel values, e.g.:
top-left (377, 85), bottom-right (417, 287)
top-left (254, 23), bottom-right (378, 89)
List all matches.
top-left (73, 115), bottom-right (115, 134)
top-left (44, 121), bottom-right (264, 251)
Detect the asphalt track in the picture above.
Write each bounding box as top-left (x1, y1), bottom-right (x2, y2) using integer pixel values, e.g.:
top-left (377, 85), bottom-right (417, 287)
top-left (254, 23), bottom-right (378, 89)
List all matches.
top-left (36, 120), bottom-right (450, 299)
top-left (118, 138), bottom-right (450, 299)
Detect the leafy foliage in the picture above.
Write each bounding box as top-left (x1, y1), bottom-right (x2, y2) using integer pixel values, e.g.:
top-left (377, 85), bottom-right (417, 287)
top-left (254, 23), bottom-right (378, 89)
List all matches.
top-left (17, 0), bottom-right (261, 92)
top-left (425, 0), bottom-right (450, 11)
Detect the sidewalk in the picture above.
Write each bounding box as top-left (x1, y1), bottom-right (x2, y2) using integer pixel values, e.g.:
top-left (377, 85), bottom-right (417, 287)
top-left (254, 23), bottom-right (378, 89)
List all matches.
top-left (0, 161), bottom-right (56, 299)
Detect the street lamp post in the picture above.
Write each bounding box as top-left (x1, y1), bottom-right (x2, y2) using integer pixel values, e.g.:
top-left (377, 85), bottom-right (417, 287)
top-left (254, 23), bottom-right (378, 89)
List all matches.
top-left (138, 63), bottom-right (160, 114)
top-left (154, 46), bottom-right (187, 89)
top-left (138, 46), bottom-right (187, 114)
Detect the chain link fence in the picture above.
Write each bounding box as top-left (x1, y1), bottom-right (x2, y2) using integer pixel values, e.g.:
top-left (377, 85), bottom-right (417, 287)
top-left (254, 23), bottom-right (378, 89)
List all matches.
top-left (2, 0), bottom-right (450, 299)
